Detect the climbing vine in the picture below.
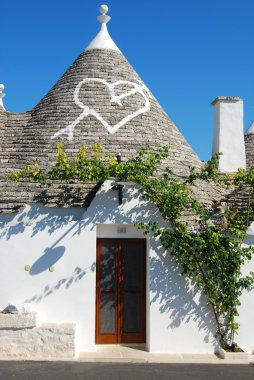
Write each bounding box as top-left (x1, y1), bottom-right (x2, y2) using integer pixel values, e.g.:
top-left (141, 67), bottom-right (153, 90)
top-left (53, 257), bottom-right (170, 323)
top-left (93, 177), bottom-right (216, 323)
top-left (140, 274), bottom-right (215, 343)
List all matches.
top-left (9, 143), bottom-right (254, 351)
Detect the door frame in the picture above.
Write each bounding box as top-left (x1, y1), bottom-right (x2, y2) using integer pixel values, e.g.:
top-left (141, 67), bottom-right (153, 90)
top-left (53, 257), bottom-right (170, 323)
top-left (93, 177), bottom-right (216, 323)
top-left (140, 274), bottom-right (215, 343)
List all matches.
top-left (95, 238), bottom-right (146, 344)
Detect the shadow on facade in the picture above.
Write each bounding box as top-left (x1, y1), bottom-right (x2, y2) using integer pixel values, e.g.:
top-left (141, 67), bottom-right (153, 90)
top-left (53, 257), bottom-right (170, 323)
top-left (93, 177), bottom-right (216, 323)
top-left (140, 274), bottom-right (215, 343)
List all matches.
top-left (24, 263), bottom-right (95, 304)
top-left (0, 203), bottom-right (85, 240)
top-left (0, 182), bottom-right (217, 346)
top-left (0, 182), bottom-right (160, 241)
top-left (29, 246), bottom-right (66, 275)
top-left (149, 238), bottom-right (217, 345)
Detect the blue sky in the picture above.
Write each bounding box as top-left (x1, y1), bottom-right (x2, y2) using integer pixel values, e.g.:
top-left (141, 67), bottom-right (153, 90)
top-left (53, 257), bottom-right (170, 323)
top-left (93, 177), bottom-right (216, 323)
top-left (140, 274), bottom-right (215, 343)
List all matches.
top-left (2, 0), bottom-right (254, 160)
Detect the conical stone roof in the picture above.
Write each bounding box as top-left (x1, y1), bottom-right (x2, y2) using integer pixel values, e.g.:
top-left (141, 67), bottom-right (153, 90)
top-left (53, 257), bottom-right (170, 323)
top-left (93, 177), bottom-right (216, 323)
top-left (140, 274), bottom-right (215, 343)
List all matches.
top-left (28, 48), bottom-right (201, 176)
top-left (1, 4), bottom-right (225, 214)
top-left (16, 4), bottom-right (201, 177)
top-left (245, 121), bottom-right (254, 170)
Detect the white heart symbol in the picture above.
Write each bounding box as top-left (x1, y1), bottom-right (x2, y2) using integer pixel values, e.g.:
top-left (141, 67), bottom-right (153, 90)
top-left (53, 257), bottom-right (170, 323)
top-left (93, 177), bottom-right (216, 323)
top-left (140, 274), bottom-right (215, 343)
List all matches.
top-left (51, 78), bottom-right (151, 140)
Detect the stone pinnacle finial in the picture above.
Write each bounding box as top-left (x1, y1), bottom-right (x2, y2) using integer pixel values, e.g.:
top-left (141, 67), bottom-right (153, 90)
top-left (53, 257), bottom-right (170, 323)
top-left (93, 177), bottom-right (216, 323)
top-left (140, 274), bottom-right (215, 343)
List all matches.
top-left (97, 4), bottom-right (111, 24)
top-left (0, 84), bottom-right (6, 111)
top-left (85, 4), bottom-right (120, 51)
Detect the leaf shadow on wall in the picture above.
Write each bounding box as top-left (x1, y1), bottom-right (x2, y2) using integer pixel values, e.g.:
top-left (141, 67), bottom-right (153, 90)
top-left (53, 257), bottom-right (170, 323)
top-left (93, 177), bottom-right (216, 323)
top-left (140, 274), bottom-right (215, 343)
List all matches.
top-left (70, 184), bottom-right (164, 233)
top-left (240, 235), bottom-right (254, 292)
top-left (24, 264), bottom-right (96, 304)
top-left (28, 215), bottom-right (86, 275)
top-left (149, 238), bottom-right (218, 347)
top-left (0, 204), bottom-right (85, 240)
top-left (0, 183), bottom-right (158, 242)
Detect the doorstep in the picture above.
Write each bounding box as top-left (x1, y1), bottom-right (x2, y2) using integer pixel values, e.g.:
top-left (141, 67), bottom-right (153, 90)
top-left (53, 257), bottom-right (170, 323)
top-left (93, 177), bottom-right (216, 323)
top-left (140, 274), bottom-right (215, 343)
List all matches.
top-left (79, 345), bottom-right (254, 364)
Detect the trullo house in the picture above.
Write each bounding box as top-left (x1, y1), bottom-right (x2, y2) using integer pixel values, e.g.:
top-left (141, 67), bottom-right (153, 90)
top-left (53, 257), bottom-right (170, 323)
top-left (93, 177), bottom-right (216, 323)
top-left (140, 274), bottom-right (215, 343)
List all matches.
top-left (0, 5), bottom-right (254, 358)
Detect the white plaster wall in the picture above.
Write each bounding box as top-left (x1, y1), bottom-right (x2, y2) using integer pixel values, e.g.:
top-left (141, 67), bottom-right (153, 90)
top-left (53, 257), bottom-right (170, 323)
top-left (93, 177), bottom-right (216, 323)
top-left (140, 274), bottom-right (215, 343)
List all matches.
top-left (148, 238), bottom-right (217, 353)
top-left (0, 181), bottom-right (224, 353)
top-left (0, 206), bottom-right (97, 353)
top-left (82, 181), bottom-right (218, 353)
top-left (237, 235), bottom-right (254, 354)
top-left (212, 100), bottom-right (246, 172)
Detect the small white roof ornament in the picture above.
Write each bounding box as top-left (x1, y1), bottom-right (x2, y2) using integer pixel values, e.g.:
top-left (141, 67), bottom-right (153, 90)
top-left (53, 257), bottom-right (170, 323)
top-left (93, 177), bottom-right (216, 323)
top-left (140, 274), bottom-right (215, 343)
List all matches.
top-left (97, 4), bottom-right (110, 24)
top-left (85, 5), bottom-right (120, 52)
top-left (0, 84), bottom-right (6, 111)
top-left (246, 121), bottom-right (254, 135)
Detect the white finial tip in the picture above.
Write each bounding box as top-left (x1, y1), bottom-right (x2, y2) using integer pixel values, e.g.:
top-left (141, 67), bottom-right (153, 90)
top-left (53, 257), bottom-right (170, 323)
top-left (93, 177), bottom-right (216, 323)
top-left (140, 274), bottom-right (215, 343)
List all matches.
top-left (100, 4), bottom-right (109, 14)
top-left (97, 4), bottom-right (111, 24)
top-left (0, 83), bottom-right (6, 111)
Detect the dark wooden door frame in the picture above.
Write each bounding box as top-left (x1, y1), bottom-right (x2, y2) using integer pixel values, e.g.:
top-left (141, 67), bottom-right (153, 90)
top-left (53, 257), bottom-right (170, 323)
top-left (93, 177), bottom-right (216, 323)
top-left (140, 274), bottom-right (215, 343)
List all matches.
top-left (95, 238), bottom-right (146, 344)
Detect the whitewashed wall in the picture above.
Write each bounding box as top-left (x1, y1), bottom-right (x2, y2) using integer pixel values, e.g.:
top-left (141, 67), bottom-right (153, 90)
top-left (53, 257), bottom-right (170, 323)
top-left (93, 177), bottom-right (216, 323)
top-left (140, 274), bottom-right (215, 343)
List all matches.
top-left (0, 205), bottom-right (97, 353)
top-left (3, 180), bottom-right (252, 354)
top-left (237, 235), bottom-right (254, 354)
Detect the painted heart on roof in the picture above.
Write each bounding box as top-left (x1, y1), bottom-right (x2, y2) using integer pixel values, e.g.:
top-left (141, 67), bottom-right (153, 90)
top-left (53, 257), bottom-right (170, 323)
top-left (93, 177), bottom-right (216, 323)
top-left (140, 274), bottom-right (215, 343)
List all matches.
top-left (51, 78), bottom-right (151, 140)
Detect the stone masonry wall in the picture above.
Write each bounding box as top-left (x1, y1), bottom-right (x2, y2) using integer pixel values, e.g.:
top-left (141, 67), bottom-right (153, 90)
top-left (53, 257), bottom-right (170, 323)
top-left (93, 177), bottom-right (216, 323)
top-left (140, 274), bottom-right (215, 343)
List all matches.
top-left (0, 314), bottom-right (76, 359)
top-left (245, 134), bottom-right (254, 170)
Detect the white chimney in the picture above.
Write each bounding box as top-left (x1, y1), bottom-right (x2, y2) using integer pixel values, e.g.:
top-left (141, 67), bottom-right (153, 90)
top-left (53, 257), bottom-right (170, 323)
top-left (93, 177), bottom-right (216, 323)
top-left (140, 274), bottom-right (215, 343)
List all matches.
top-left (211, 96), bottom-right (246, 172)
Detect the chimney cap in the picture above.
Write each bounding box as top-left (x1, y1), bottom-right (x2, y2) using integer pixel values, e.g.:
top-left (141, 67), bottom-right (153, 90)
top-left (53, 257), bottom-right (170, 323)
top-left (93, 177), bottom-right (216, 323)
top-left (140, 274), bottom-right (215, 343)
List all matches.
top-left (211, 96), bottom-right (242, 106)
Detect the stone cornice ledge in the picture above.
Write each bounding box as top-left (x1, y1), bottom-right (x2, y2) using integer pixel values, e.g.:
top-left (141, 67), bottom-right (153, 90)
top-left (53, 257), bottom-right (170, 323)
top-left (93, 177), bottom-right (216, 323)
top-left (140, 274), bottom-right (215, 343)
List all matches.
top-left (0, 313), bottom-right (37, 329)
top-left (211, 96), bottom-right (242, 106)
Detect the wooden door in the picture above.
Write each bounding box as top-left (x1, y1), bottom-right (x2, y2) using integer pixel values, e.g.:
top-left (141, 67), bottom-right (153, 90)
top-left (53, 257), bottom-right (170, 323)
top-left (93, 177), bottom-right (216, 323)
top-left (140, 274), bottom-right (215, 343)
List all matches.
top-left (96, 238), bottom-right (146, 344)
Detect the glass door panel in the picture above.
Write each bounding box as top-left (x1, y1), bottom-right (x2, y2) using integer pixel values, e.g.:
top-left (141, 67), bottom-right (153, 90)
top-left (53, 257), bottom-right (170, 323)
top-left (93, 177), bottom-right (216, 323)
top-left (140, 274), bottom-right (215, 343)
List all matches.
top-left (120, 240), bottom-right (146, 343)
